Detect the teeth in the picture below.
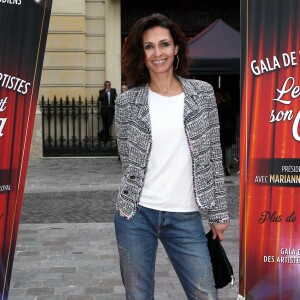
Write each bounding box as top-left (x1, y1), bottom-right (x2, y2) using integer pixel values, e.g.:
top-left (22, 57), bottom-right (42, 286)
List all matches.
top-left (152, 59), bottom-right (166, 65)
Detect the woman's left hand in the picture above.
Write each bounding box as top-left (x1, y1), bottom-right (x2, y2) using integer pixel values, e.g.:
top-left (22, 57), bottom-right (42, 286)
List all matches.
top-left (210, 222), bottom-right (230, 241)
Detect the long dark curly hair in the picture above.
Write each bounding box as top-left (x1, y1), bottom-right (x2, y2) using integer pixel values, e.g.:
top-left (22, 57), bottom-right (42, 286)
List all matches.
top-left (122, 13), bottom-right (190, 87)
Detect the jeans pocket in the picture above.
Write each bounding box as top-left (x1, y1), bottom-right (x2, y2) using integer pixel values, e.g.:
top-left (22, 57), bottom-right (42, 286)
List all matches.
top-left (178, 211), bottom-right (200, 220)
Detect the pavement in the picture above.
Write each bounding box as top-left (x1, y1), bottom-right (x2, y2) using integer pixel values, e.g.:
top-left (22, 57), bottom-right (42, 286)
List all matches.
top-left (9, 157), bottom-right (240, 300)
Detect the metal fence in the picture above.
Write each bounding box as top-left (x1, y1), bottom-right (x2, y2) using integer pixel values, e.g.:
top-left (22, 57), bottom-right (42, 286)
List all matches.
top-left (40, 96), bottom-right (118, 157)
top-left (40, 96), bottom-right (240, 160)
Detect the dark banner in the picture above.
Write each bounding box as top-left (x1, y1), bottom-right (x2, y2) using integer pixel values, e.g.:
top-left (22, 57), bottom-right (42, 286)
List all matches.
top-left (0, 1), bottom-right (52, 298)
top-left (240, 0), bottom-right (300, 299)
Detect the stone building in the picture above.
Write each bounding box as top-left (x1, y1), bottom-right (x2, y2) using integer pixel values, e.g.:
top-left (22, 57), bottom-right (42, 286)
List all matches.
top-left (32, 0), bottom-right (121, 157)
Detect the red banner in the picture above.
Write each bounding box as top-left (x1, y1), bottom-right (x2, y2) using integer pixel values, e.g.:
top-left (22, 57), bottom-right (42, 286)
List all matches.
top-left (0, 1), bottom-right (52, 298)
top-left (240, 0), bottom-right (300, 299)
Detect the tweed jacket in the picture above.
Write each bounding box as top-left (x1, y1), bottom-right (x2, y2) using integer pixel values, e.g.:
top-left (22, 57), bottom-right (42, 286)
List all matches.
top-left (115, 76), bottom-right (229, 224)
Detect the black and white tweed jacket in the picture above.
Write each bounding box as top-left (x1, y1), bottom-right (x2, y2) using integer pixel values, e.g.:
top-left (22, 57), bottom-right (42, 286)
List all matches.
top-left (115, 76), bottom-right (229, 224)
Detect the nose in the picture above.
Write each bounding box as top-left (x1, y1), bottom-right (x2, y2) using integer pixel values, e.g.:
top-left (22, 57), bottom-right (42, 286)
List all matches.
top-left (153, 45), bottom-right (162, 56)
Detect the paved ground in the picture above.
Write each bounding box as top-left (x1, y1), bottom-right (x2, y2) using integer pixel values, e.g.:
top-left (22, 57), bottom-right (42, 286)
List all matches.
top-left (9, 157), bottom-right (240, 300)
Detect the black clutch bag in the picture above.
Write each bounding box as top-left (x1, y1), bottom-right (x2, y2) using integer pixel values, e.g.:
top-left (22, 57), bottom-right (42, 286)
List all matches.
top-left (205, 229), bottom-right (235, 289)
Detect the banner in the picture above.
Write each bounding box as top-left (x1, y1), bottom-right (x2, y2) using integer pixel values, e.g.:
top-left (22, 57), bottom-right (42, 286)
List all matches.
top-left (0, 1), bottom-right (52, 298)
top-left (240, 0), bottom-right (300, 299)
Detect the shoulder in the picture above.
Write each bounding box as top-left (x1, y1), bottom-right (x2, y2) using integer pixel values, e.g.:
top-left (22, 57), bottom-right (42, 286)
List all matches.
top-left (185, 78), bottom-right (213, 92)
top-left (191, 79), bottom-right (213, 92)
top-left (116, 86), bottom-right (146, 105)
top-left (178, 76), bottom-right (214, 95)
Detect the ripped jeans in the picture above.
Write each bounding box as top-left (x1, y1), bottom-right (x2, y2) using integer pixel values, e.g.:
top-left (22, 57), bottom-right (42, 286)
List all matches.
top-left (114, 206), bottom-right (218, 300)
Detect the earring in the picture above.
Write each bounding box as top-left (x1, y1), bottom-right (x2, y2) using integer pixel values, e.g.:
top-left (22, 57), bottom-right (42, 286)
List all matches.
top-left (174, 55), bottom-right (179, 70)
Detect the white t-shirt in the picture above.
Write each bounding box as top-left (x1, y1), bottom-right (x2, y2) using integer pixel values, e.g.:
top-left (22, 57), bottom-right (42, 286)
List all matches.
top-left (139, 89), bottom-right (198, 212)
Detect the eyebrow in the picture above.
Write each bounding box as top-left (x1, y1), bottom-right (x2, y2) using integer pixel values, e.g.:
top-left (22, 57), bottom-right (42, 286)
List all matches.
top-left (143, 39), bottom-right (172, 45)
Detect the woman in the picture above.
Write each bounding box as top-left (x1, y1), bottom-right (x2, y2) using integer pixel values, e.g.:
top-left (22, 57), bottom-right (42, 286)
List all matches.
top-left (121, 83), bottom-right (129, 93)
top-left (114, 13), bottom-right (229, 300)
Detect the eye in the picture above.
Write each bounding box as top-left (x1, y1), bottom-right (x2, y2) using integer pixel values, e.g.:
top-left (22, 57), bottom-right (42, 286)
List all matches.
top-left (161, 41), bottom-right (170, 47)
top-left (144, 44), bottom-right (153, 50)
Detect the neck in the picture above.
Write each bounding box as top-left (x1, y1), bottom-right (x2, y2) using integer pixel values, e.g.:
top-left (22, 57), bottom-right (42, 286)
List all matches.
top-left (149, 74), bottom-right (182, 96)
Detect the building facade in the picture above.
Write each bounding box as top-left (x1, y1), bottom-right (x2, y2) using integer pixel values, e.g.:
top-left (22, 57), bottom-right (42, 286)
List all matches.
top-left (32, 0), bottom-right (121, 157)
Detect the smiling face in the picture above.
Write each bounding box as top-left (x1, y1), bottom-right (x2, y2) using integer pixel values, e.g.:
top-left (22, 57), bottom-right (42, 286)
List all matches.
top-left (143, 26), bottom-right (178, 78)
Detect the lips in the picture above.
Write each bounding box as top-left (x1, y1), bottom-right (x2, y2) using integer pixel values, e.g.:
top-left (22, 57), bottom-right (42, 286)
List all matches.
top-left (152, 59), bottom-right (166, 65)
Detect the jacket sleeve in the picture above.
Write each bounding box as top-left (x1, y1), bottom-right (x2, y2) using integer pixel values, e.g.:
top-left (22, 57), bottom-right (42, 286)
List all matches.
top-left (115, 93), bottom-right (129, 171)
top-left (99, 89), bottom-right (104, 102)
top-left (205, 85), bottom-right (230, 224)
top-left (112, 88), bottom-right (117, 103)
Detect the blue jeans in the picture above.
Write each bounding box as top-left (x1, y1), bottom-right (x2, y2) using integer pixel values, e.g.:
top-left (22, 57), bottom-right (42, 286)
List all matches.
top-left (114, 206), bottom-right (218, 300)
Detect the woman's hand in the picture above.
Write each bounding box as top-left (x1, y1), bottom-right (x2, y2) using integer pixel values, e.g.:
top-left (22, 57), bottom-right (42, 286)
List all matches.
top-left (210, 222), bottom-right (230, 241)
